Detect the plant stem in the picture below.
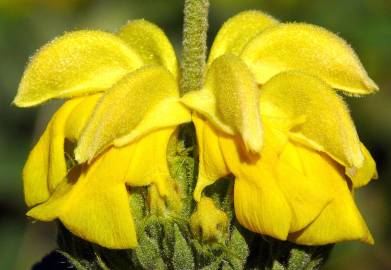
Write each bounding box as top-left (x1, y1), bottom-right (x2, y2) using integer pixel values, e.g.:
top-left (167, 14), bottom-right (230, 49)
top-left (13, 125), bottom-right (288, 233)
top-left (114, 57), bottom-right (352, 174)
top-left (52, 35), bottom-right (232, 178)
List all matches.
top-left (180, 0), bottom-right (209, 95)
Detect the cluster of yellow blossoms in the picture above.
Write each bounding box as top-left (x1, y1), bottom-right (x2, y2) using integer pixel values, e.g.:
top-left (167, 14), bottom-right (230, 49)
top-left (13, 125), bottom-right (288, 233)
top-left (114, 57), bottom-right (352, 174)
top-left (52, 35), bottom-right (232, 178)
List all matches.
top-left (15, 11), bottom-right (378, 249)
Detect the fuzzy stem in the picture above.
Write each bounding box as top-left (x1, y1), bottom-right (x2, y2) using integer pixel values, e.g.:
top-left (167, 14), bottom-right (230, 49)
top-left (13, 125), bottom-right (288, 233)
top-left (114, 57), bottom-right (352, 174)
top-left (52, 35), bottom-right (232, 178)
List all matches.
top-left (180, 0), bottom-right (209, 95)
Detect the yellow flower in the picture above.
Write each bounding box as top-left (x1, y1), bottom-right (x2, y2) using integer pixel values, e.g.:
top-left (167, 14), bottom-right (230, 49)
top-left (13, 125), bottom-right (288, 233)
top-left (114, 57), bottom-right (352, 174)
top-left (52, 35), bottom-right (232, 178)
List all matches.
top-left (16, 9), bottom-right (378, 250)
top-left (15, 20), bottom-right (190, 249)
top-left (182, 11), bottom-right (378, 245)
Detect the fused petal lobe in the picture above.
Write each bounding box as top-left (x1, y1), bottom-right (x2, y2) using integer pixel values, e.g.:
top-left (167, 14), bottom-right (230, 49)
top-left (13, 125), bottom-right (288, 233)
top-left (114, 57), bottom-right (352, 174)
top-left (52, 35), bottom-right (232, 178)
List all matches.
top-left (288, 159), bottom-right (373, 245)
top-left (276, 141), bottom-right (334, 232)
top-left (219, 133), bottom-right (291, 239)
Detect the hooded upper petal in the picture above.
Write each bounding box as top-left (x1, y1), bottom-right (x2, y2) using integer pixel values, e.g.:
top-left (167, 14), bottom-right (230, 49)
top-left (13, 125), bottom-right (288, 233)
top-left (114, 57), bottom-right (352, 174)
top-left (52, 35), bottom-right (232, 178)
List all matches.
top-left (241, 23), bottom-right (378, 95)
top-left (182, 54), bottom-right (263, 153)
top-left (14, 31), bottom-right (143, 107)
top-left (75, 65), bottom-right (190, 163)
top-left (15, 19), bottom-right (180, 107)
top-left (259, 71), bottom-right (364, 171)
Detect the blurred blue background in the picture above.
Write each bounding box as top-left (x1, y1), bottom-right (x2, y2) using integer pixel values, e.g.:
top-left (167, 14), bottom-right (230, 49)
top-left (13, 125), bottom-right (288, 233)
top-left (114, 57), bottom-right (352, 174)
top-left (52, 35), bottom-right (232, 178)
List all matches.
top-left (0, 0), bottom-right (390, 269)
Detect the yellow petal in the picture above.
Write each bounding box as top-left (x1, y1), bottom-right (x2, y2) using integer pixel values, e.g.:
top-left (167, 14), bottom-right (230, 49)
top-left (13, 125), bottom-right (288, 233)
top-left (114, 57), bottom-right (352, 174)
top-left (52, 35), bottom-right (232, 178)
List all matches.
top-left (347, 143), bottom-right (378, 188)
top-left (23, 126), bottom-right (50, 207)
top-left (192, 114), bottom-right (229, 201)
top-left (118, 19), bottom-right (179, 78)
top-left (208, 10), bottom-right (278, 64)
top-left (27, 177), bottom-right (74, 222)
top-left (218, 129), bottom-right (292, 240)
top-left (288, 160), bottom-right (373, 245)
top-left (48, 95), bottom-right (101, 192)
top-left (64, 94), bottom-right (102, 142)
top-left (182, 54), bottom-right (263, 153)
top-left (14, 30), bottom-right (143, 107)
top-left (75, 66), bottom-right (186, 163)
top-left (125, 128), bottom-right (177, 198)
top-left (46, 99), bottom-right (82, 192)
top-left (113, 98), bottom-right (190, 148)
top-left (276, 141), bottom-right (335, 232)
top-left (241, 23), bottom-right (378, 95)
top-left (27, 144), bottom-right (138, 249)
top-left (260, 71), bottom-right (363, 170)
top-left (234, 177), bottom-right (291, 241)
top-left (260, 117), bottom-right (292, 154)
top-left (23, 95), bottom-right (101, 207)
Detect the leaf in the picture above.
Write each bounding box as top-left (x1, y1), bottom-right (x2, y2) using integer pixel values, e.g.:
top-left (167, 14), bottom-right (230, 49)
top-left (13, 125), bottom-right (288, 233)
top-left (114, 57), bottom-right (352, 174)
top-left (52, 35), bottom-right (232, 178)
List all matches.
top-left (225, 227), bottom-right (249, 270)
top-left (134, 233), bottom-right (164, 269)
top-left (172, 224), bottom-right (195, 270)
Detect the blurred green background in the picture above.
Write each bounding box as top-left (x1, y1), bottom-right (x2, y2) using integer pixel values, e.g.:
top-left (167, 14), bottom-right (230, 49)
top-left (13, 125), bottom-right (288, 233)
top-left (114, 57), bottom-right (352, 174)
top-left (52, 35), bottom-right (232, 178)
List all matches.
top-left (0, 0), bottom-right (390, 269)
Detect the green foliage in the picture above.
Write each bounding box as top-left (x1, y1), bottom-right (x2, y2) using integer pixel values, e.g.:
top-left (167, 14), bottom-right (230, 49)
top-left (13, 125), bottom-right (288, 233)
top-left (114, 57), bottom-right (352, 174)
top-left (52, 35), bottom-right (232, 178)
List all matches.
top-left (172, 224), bottom-right (195, 270)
